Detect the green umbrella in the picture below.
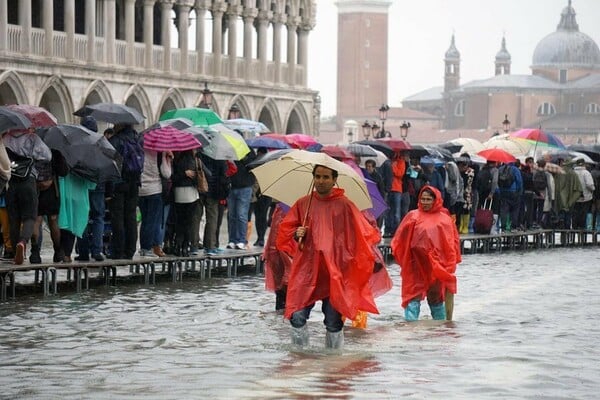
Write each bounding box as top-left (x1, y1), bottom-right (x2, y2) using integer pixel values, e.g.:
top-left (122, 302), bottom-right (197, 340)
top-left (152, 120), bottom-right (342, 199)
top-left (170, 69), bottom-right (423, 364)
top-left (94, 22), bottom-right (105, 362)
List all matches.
top-left (159, 108), bottom-right (222, 127)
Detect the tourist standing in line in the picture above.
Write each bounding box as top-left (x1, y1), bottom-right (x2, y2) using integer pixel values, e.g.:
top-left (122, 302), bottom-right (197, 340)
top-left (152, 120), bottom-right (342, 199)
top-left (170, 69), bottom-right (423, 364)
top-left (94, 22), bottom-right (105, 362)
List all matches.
top-left (276, 165), bottom-right (381, 349)
top-left (572, 158), bottom-right (595, 229)
top-left (391, 185), bottom-right (461, 321)
top-left (226, 151), bottom-right (256, 250)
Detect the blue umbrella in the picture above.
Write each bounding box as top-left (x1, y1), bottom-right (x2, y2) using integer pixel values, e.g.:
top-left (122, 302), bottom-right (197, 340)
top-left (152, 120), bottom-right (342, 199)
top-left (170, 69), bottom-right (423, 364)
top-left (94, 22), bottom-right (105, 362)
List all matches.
top-left (245, 136), bottom-right (290, 149)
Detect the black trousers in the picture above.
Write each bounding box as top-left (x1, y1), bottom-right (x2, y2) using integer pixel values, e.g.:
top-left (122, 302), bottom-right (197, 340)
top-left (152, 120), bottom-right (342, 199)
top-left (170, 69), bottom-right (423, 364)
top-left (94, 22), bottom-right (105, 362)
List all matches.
top-left (6, 176), bottom-right (38, 246)
top-left (108, 180), bottom-right (139, 259)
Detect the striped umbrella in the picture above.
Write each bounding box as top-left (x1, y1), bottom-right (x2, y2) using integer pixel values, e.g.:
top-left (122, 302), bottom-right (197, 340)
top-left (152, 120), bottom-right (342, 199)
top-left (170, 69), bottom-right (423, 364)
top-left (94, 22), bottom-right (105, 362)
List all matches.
top-left (142, 126), bottom-right (202, 152)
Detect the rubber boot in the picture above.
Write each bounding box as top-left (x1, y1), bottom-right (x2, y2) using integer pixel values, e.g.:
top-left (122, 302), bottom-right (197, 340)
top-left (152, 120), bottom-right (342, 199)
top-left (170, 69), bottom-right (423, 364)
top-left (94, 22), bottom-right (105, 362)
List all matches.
top-left (29, 240), bottom-right (42, 264)
top-left (325, 330), bottom-right (344, 349)
top-left (291, 324), bottom-right (309, 346)
top-left (404, 300), bottom-right (421, 321)
top-left (430, 302), bottom-right (447, 320)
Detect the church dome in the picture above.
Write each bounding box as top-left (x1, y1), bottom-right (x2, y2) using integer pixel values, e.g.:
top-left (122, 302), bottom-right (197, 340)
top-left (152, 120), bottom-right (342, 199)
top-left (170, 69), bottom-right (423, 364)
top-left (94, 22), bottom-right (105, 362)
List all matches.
top-left (495, 37), bottom-right (511, 61)
top-left (532, 1), bottom-right (600, 69)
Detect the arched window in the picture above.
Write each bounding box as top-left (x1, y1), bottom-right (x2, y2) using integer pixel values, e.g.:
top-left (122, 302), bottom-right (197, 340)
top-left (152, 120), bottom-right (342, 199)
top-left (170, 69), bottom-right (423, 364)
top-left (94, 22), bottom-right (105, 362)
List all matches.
top-left (585, 103), bottom-right (600, 114)
top-left (454, 100), bottom-right (465, 117)
top-left (537, 102), bottom-right (556, 116)
top-left (568, 103), bottom-right (576, 114)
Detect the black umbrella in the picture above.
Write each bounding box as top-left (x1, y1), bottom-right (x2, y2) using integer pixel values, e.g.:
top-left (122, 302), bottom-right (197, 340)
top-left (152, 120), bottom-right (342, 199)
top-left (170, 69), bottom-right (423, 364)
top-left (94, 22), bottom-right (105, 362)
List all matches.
top-left (406, 144), bottom-right (431, 159)
top-left (439, 142), bottom-right (463, 154)
top-left (0, 106), bottom-right (32, 134)
top-left (74, 102), bottom-right (145, 125)
top-left (424, 145), bottom-right (455, 161)
top-left (567, 144), bottom-right (600, 162)
top-left (38, 124), bottom-right (120, 183)
top-left (353, 140), bottom-right (394, 158)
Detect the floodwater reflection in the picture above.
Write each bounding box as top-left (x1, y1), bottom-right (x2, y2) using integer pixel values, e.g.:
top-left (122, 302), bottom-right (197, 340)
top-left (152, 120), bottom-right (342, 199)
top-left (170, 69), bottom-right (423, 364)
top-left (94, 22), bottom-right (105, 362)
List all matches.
top-left (0, 248), bottom-right (599, 399)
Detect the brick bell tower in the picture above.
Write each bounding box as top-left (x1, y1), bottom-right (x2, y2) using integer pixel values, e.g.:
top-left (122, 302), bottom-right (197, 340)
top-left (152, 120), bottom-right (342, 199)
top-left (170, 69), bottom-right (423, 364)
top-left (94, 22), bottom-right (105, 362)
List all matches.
top-left (336, 0), bottom-right (393, 128)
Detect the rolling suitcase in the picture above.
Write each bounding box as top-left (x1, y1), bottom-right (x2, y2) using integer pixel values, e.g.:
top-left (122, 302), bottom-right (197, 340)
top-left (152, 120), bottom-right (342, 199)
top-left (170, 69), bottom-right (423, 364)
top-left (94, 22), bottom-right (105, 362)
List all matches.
top-left (474, 199), bottom-right (493, 234)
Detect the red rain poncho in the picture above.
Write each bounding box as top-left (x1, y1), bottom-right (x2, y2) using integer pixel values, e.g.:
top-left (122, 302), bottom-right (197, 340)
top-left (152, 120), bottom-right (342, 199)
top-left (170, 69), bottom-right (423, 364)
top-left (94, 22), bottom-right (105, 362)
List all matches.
top-left (276, 188), bottom-right (381, 320)
top-left (263, 204), bottom-right (294, 292)
top-left (391, 185), bottom-right (461, 308)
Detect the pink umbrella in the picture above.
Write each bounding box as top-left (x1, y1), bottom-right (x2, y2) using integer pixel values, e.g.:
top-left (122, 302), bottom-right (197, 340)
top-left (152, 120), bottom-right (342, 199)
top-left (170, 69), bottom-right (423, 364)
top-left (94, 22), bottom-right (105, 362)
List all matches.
top-left (284, 133), bottom-right (319, 149)
top-left (6, 104), bottom-right (58, 128)
top-left (142, 126), bottom-right (202, 152)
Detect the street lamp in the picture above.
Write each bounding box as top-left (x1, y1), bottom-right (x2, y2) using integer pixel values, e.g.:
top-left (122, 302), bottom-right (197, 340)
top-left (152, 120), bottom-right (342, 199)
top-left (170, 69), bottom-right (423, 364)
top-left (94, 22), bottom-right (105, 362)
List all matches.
top-left (228, 103), bottom-right (241, 119)
top-left (199, 81), bottom-right (213, 109)
top-left (361, 120), bottom-right (371, 139)
top-left (377, 104), bottom-right (390, 138)
top-left (502, 114), bottom-right (511, 133)
top-left (400, 121), bottom-right (411, 140)
top-left (370, 121), bottom-right (380, 139)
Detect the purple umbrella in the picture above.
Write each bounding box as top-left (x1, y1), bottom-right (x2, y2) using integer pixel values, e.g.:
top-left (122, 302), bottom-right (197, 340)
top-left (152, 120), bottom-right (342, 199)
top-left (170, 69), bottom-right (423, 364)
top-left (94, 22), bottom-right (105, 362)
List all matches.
top-left (364, 178), bottom-right (388, 219)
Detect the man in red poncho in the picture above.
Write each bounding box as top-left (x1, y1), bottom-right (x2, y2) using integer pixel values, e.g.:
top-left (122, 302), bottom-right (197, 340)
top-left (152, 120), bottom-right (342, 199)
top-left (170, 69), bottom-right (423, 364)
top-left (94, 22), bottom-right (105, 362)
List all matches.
top-left (391, 185), bottom-right (461, 321)
top-left (276, 165), bottom-right (381, 349)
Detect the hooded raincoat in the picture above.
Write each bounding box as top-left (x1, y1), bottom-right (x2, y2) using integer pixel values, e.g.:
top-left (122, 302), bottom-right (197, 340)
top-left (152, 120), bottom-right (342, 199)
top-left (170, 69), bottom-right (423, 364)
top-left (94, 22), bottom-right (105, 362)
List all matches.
top-left (391, 185), bottom-right (461, 308)
top-left (277, 188), bottom-right (381, 320)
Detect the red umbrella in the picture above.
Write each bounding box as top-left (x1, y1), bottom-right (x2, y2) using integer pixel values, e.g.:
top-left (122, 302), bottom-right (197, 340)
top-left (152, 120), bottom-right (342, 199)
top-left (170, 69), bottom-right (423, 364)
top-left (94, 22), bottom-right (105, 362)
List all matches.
top-left (376, 138), bottom-right (412, 152)
top-left (477, 148), bottom-right (517, 163)
top-left (321, 145), bottom-right (354, 160)
top-left (142, 126), bottom-right (202, 152)
top-left (6, 104), bottom-right (58, 127)
top-left (284, 133), bottom-right (319, 149)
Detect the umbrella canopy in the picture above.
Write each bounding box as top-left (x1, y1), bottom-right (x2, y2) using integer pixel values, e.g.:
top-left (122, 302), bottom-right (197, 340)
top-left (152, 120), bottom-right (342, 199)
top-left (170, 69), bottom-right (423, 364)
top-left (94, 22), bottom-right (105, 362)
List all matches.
top-left (38, 124), bottom-right (120, 183)
top-left (482, 137), bottom-right (531, 156)
top-left (245, 136), bottom-right (290, 149)
top-left (201, 124), bottom-right (251, 160)
top-left (510, 128), bottom-right (566, 149)
top-left (407, 144), bottom-right (433, 159)
top-left (448, 137), bottom-right (485, 155)
top-left (142, 125), bottom-right (203, 152)
top-left (359, 148), bottom-right (388, 167)
top-left (6, 104), bottom-right (57, 127)
top-left (376, 138), bottom-right (412, 153)
top-left (364, 178), bottom-right (388, 219)
top-left (160, 107), bottom-right (222, 127)
top-left (477, 148), bottom-right (517, 163)
top-left (546, 150), bottom-right (596, 165)
top-left (0, 106), bottom-right (33, 134)
top-left (321, 145), bottom-right (354, 160)
top-left (246, 148), bottom-right (294, 168)
top-left (353, 139), bottom-right (394, 158)
top-left (284, 133), bottom-right (320, 149)
top-left (342, 143), bottom-right (378, 157)
top-left (423, 145), bottom-right (455, 161)
top-left (567, 143), bottom-right (600, 162)
top-left (438, 142), bottom-right (463, 154)
top-left (141, 118), bottom-right (194, 134)
top-left (223, 118), bottom-right (270, 135)
top-left (251, 149), bottom-right (372, 210)
top-left (74, 102), bottom-right (145, 125)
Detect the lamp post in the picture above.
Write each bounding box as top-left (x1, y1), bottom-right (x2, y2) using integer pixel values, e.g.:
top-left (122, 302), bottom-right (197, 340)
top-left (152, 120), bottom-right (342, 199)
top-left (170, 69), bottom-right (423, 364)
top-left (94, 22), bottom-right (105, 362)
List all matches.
top-left (400, 121), bottom-right (411, 140)
top-left (502, 114), bottom-right (511, 133)
top-left (228, 103), bottom-right (241, 119)
top-left (377, 104), bottom-right (390, 138)
top-left (370, 121), bottom-right (380, 139)
top-left (199, 81), bottom-right (213, 109)
top-left (361, 120), bottom-right (371, 139)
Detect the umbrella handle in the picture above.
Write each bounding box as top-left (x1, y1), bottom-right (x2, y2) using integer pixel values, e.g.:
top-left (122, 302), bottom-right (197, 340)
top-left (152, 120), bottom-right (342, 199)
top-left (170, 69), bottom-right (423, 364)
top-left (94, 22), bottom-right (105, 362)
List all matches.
top-left (298, 181), bottom-right (315, 251)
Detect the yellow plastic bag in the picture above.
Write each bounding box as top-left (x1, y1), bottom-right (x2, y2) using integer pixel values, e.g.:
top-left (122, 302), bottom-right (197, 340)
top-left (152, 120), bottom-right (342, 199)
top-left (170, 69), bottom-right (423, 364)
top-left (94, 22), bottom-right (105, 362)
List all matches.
top-left (351, 310), bottom-right (368, 329)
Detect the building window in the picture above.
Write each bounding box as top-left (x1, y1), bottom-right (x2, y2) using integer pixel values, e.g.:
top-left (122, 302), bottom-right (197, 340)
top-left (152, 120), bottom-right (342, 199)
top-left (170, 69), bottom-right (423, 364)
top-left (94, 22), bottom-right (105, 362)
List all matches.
top-left (585, 103), bottom-right (600, 114)
top-left (559, 69), bottom-right (567, 83)
top-left (454, 100), bottom-right (465, 117)
top-left (537, 102), bottom-right (556, 116)
top-left (569, 103), bottom-right (575, 114)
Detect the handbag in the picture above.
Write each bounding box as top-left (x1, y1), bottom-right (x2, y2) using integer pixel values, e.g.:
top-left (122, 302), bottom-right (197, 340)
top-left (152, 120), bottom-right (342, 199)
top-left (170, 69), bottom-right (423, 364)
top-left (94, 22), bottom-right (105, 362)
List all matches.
top-left (6, 148), bottom-right (34, 181)
top-left (474, 198), bottom-right (494, 234)
top-left (196, 157), bottom-right (209, 194)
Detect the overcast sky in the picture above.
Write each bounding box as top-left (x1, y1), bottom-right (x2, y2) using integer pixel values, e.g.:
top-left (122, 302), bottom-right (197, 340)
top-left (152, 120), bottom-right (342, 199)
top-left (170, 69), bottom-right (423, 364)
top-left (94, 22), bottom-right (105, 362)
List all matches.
top-left (307, 0), bottom-right (600, 117)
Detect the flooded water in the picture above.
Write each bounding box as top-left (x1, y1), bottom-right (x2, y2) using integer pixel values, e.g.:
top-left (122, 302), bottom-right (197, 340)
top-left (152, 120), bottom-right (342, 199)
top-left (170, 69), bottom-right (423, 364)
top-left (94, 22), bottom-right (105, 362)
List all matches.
top-left (0, 248), bottom-right (599, 399)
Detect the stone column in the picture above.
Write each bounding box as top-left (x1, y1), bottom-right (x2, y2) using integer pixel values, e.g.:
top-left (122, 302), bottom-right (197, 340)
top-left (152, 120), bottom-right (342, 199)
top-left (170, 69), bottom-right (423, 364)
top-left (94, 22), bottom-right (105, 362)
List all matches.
top-left (161, 0), bottom-right (174, 72)
top-left (105, 0), bottom-right (116, 64)
top-left (242, 7), bottom-right (258, 81)
top-left (65, 0), bottom-right (75, 59)
top-left (194, 0), bottom-right (208, 76)
top-left (272, 14), bottom-right (285, 85)
top-left (211, 3), bottom-right (227, 77)
top-left (86, 0), bottom-right (96, 62)
top-left (286, 17), bottom-right (298, 86)
top-left (178, 2), bottom-right (193, 74)
top-left (144, 0), bottom-right (154, 70)
top-left (19, 0), bottom-right (32, 54)
top-left (226, 5), bottom-right (242, 80)
top-left (125, 0), bottom-right (135, 66)
top-left (297, 25), bottom-right (310, 87)
top-left (256, 10), bottom-right (270, 83)
top-left (43, 0), bottom-right (54, 57)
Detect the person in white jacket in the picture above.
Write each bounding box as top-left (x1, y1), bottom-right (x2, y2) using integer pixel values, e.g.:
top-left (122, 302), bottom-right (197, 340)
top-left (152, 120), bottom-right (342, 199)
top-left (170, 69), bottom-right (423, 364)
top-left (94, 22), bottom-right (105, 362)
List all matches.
top-left (572, 158), bottom-right (595, 229)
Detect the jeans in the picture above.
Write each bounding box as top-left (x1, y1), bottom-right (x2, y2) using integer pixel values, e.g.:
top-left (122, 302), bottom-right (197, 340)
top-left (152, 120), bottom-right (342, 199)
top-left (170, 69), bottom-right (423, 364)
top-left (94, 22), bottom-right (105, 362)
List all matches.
top-left (138, 193), bottom-right (163, 250)
top-left (290, 298), bottom-right (344, 333)
top-left (78, 188), bottom-right (105, 257)
top-left (227, 186), bottom-right (253, 244)
top-left (384, 191), bottom-right (410, 235)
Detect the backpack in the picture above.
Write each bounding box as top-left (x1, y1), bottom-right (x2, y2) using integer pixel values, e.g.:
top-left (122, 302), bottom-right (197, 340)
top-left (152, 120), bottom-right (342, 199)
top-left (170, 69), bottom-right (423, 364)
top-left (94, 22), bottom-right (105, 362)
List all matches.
top-left (497, 165), bottom-right (515, 189)
top-left (476, 167), bottom-right (492, 194)
top-left (532, 170), bottom-right (547, 192)
top-left (121, 138), bottom-right (144, 176)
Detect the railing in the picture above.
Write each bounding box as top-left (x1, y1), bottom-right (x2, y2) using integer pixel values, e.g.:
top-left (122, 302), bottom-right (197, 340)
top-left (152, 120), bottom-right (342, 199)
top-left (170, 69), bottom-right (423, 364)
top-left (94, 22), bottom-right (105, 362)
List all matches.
top-left (2, 24), bottom-right (306, 87)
